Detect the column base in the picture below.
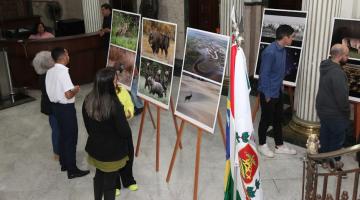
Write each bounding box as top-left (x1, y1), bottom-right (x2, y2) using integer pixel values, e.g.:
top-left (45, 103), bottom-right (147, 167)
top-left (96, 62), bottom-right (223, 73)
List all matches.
top-left (285, 115), bottom-right (320, 146)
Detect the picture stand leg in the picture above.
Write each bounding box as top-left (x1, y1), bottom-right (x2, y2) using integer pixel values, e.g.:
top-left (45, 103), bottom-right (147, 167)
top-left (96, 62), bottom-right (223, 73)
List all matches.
top-left (147, 104), bottom-right (157, 129)
top-left (135, 101), bottom-right (148, 157)
top-left (286, 86), bottom-right (294, 111)
top-left (251, 94), bottom-right (260, 122)
top-left (354, 102), bottom-right (360, 141)
top-left (217, 112), bottom-right (226, 149)
top-left (170, 97), bottom-right (183, 149)
top-left (156, 106), bottom-right (161, 172)
top-left (193, 128), bottom-right (203, 200)
top-left (166, 120), bottom-right (186, 182)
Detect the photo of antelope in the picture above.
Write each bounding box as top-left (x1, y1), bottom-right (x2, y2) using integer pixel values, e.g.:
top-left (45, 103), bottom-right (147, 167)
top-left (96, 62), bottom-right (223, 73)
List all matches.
top-left (183, 28), bottom-right (230, 84)
top-left (175, 71), bottom-right (222, 133)
top-left (137, 57), bottom-right (173, 109)
top-left (107, 45), bottom-right (136, 89)
top-left (330, 18), bottom-right (360, 61)
top-left (110, 9), bottom-right (141, 52)
top-left (141, 18), bottom-right (177, 66)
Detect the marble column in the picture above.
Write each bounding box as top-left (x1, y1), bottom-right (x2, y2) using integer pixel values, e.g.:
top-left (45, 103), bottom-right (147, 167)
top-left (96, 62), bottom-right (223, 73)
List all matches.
top-left (289, 0), bottom-right (342, 136)
top-left (220, 0), bottom-right (244, 92)
top-left (82, 0), bottom-right (102, 33)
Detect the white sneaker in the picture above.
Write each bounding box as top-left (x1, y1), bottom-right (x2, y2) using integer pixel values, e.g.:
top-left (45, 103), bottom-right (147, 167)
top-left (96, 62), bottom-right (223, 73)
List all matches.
top-left (275, 145), bottom-right (297, 155)
top-left (258, 144), bottom-right (274, 158)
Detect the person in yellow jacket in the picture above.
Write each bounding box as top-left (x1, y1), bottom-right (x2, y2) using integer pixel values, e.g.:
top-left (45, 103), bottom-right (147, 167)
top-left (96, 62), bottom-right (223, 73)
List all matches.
top-left (116, 85), bottom-right (134, 119)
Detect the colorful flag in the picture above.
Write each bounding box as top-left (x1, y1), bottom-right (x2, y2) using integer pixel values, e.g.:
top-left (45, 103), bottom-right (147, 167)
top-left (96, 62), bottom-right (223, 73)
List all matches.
top-left (224, 22), bottom-right (263, 200)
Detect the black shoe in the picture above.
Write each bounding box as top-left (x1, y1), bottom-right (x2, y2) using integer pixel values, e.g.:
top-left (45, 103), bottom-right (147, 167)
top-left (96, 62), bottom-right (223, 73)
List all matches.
top-left (134, 107), bottom-right (143, 116)
top-left (67, 168), bottom-right (90, 179)
top-left (61, 166), bottom-right (67, 172)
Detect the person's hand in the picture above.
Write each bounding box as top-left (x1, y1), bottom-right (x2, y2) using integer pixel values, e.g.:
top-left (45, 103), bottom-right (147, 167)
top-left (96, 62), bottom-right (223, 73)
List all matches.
top-left (99, 30), bottom-right (104, 37)
top-left (265, 97), bottom-right (271, 103)
top-left (73, 85), bottom-right (80, 93)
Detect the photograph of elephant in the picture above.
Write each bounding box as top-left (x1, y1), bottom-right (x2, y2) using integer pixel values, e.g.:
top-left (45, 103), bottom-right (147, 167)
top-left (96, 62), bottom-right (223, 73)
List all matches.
top-left (175, 72), bottom-right (222, 133)
top-left (137, 57), bottom-right (173, 109)
top-left (141, 18), bottom-right (177, 66)
top-left (183, 28), bottom-right (230, 83)
top-left (110, 9), bottom-right (141, 52)
top-left (107, 44), bottom-right (136, 89)
top-left (254, 42), bottom-right (301, 87)
top-left (261, 9), bottom-right (307, 48)
top-left (330, 18), bottom-right (360, 61)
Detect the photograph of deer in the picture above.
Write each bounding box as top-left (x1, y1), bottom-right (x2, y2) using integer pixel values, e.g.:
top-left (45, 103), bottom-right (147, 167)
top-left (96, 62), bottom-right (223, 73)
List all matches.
top-left (183, 28), bottom-right (229, 83)
top-left (110, 9), bottom-right (141, 52)
top-left (106, 44), bottom-right (136, 88)
top-left (175, 72), bottom-right (222, 133)
top-left (141, 18), bottom-right (177, 66)
top-left (137, 57), bottom-right (173, 109)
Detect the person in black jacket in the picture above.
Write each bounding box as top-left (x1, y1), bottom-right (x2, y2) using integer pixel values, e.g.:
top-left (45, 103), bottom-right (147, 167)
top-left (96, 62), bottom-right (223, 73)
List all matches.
top-left (316, 44), bottom-right (350, 174)
top-left (83, 68), bottom-right (137, 200)
top-left (32, 51), bottom-right (59, 160)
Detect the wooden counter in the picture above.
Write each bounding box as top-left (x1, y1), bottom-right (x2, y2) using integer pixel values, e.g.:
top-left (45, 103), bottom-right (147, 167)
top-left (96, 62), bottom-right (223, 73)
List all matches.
top-left (0, 32), bottom-right (106, 88)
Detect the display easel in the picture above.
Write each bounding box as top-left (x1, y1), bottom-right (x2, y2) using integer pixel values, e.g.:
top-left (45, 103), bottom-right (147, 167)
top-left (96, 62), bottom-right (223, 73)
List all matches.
top-left (135, 97), bottom-right (184, 171)
top-left (351, 101), bottom-right (360, 141)
top-left (165, 111), bottom-right (226, 200)
top-left (251, 86), bottom-right (295, 121)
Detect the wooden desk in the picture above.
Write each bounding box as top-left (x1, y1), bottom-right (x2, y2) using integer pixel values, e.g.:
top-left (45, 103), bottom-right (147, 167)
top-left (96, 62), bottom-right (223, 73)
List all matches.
top-left (0, 32), bottom-right (106, 88)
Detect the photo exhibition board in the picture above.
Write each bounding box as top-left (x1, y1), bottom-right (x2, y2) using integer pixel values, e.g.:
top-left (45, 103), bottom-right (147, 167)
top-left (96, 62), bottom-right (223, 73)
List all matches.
top-left (254, 9), bottom-right (308, 87)
top-left (107, 9), bottom-right (141, 90)
top-left (137, 17), bottom-right (177, 110)
top-left (328, 18), bottom-right (360, 102)
top-left (174, 28), bottom-right (230, 134)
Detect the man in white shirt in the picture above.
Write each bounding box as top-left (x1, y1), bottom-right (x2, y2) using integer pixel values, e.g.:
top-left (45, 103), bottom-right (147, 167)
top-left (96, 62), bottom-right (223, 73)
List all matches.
top-left (46, 47), bottom-right (89, 179)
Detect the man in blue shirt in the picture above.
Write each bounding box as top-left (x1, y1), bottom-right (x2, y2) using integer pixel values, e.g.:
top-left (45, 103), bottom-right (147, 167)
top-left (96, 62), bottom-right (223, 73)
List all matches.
top-left (257, 25), bottom-right (297, 158)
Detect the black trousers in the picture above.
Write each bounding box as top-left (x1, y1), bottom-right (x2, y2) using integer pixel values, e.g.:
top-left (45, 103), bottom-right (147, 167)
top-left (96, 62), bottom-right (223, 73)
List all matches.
top-left (258, 92), bottom-right (284, 146)
top-left (116, 136), bottom-right (136, 189)
top-left (94, 169), bottom-right (117, 200)
top-left (52, 103), bottom-right (78, 171)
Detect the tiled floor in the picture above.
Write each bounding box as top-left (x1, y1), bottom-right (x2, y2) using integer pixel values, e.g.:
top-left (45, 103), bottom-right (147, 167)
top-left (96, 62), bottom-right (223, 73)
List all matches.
top-left (0, 77), bottom-right (358, 200)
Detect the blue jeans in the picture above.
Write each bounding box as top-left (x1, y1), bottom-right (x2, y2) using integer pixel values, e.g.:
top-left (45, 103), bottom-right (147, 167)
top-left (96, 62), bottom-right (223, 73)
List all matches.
top-left (319, 118), bottom-right (349, 161)
top-left (49, 114), bottom-right (60, 155)
top-left (131, 76), bottom-right (143, 108)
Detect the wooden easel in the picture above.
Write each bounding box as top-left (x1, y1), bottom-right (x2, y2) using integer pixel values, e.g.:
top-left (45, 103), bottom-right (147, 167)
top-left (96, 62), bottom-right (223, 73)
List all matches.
top-left (165, 111), bottom-right (226, 200)
top-left (351, 101), bottom-right (360, 141)
top-left (135, 97), bottom-right (184, 171)
top-left (251, 86), bottom-right (295, 121)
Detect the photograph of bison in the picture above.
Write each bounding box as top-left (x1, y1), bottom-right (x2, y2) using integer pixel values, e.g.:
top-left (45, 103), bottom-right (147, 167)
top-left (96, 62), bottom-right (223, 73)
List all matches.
top-left (141, 18), bottom-right (177, 66)
top-left (107, 44), bottom-right (136, 89)
top-left (110, 9), bottom-right (140, 52)
top-left (330, 18), bottom-right (360, 61)
top-left (137, 57), bottom-right (174, 109)
top-left (183, 28), bottom-right (230, 83)
top-left (175, 71), bottom-right (222, 133)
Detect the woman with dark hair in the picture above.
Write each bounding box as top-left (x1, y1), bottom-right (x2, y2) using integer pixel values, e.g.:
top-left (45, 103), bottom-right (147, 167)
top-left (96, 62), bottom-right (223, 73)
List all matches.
top-left (82, 68), bottom-right (137, 200)
top-left (29, 22), bottom-right (54, 39)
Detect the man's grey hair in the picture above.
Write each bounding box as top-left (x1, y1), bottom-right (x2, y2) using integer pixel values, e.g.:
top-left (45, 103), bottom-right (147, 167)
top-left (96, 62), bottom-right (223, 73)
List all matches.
top-left (32, 51), bottom-right (54, 75)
